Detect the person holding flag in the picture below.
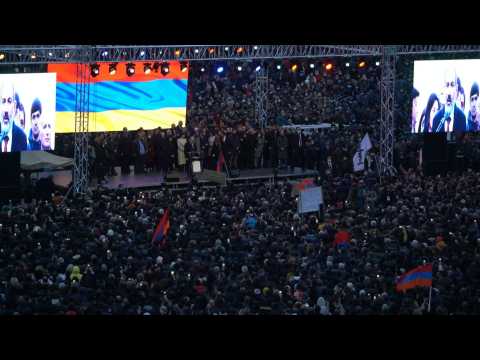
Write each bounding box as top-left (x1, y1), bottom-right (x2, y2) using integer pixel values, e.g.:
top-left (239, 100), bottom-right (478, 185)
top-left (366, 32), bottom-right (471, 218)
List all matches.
top-left (152, 208), bottom-right (170, 248)
top-left (353, 133), bottom-right (372, 172)
top-left (396, 263), bottom-right (433, 312)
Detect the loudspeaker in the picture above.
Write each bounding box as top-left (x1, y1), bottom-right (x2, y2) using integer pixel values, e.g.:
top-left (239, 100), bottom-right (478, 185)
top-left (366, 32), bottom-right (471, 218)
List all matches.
top-left (0, 152), bottom-right (21, 201)
top-left (229, 169), bottom-right (240, 178)
top-left (166, 176), bottom-right (180, 182)
top-left (423, 133), bottom-right (447, 162)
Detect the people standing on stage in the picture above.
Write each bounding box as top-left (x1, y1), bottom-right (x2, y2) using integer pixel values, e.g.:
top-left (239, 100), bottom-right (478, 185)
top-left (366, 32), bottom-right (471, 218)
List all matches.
top-left (118, 127), bottom-right (133, 175)
top-left (177, 131), bottom-right (187, 173)
top-left (254, 129), bottom-right (265, 169)
top-left (134, 130), bottom-right (147, 174)
top-left (277, 129), bottom-right (288, 169)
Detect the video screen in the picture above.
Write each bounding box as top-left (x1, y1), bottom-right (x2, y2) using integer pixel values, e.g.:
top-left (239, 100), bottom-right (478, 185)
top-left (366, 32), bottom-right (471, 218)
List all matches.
top-left (412, 59), bottom-right (480, 133)
top-left (0, 73), bottom-right (56, 152)
top-left (48, 62), bottom-right (189, 133)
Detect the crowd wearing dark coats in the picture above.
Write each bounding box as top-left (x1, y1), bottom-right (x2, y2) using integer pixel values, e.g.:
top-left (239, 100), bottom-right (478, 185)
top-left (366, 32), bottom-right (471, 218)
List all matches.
top-left (2, 167), bottom-right (480, 315)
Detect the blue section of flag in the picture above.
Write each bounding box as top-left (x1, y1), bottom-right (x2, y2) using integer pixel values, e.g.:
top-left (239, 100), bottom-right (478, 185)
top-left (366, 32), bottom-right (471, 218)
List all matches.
top-left (56, 79), bottom-right (188, 112)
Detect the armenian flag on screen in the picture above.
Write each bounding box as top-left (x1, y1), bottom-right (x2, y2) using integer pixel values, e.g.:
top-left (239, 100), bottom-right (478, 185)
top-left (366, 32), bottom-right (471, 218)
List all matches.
top-left (396, 264), bottom-right (433, 292)
top-left (48, 62), bottom-right (189, 133)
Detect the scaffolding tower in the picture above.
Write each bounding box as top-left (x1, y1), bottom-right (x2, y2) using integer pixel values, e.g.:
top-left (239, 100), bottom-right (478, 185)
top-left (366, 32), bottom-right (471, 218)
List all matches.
top-left (379, 45), bottom-right (397, 177)
top-left (255, 67), bottom-right (269, 128)
top-left (73, 47), bottom-right (92, 194)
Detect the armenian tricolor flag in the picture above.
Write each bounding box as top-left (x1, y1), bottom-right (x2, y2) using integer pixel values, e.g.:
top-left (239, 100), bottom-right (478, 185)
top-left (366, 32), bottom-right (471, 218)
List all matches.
top-left (48, 62), bottom-right (189, 133)
top-left (396, 264), bottom-right (433, 292)
top-left (152, 209), bottom-right (170, 247)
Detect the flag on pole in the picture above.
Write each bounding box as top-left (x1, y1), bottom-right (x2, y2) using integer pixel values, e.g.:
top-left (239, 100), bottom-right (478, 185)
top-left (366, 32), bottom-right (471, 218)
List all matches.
top-left (152, 209), bottom-right (170, 247)
top-left (353, 133), bottom-right (373, 172)
top-left (216, 151), bottom-right (225, 173)
top-left (396, 264), bottom-right (433, 292)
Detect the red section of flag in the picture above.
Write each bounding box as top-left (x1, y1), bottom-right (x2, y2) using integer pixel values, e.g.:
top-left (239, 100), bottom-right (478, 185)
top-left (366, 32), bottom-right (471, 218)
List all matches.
top-left (216, 152), bottom-right (225, 173)
top-left (152, 209), bottom-right (170, 247)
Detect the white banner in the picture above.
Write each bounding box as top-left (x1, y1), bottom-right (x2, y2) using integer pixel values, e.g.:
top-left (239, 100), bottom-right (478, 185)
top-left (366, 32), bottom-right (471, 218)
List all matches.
top-left (298, 186), bottom-right (323, 214)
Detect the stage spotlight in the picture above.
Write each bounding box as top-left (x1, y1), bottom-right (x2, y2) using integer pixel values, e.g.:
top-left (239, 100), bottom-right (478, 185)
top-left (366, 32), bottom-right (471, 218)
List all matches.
top-left (276, 64), bottom-right (282, 70)
top-left (291, 64), bottom-right (298, 72)
top-left (253, 46), bottom-right (259, 50)
top-left (255, 65), bottom-right (262, 72)
top-left (31, 54), bottom-right (36, 59)
top-left (224, 47), bottom-right (230, 51)
top-left (126, 63), bottom-right (136, 76)
top-left (144, 63), bottom-right (152, 74)
top-left (48, 52), bottom-right (53, 57)
top-left (90, 63), bottom-right (100, 77)
top-left (101, 50), bottom-right (108, 57)
top-left (358, 61), bottom-right (366, 68)
top-left (345, 62), bottom-right (350, 67)
top-left (208, 48), bottom-right (215, 55)
top-left (217, 66), bottom-right (224, 74)
top-left (109, 63), bottom-right (117, 75)
top-left (64, 52), bottom-right (70, 58)
top-left (194, 48), bottom-right (199, 54)
top-left (375, 61), bottom-right (380, 66)
top-left (309, 63), bottom-right (315, 69)
top-left (200, 67), bottom-right (205, 72)
top-left (0, 53), bottom-right (5, 61)
top-left (153, 62), bottom-right (160, 73)
top-left (175, 49), bottom-right (181, 57)
top-left (237, 65), bottom-right (242, 71)
top-left (325, 63), bottom-right (333, 71)
top-left (180, 61), bottom-right (188, 72)
top-left (140, 50), bottom-right (145, 57)
top-left (161, 62), bottom-right (170, 75)
top-left (236, 47), bottom-right (244, 54)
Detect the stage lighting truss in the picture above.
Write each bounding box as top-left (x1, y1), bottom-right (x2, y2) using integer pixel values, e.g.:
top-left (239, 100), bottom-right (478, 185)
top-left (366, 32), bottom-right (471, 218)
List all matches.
top-left (2, 45), bottom-right (480, 64)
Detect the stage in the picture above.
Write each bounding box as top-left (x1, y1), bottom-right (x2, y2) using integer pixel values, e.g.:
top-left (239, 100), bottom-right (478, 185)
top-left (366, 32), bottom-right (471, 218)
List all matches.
top-left (45, 166), bottom-right (319, 190)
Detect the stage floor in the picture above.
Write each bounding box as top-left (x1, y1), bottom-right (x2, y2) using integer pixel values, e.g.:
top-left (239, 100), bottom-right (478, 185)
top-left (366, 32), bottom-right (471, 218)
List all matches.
top-left (46, 166), bottom-right (318, 190)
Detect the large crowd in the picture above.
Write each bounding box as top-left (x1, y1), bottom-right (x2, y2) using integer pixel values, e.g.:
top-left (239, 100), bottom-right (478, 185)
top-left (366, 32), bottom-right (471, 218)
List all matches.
top-left (2, 58), bottom-right (480, 315)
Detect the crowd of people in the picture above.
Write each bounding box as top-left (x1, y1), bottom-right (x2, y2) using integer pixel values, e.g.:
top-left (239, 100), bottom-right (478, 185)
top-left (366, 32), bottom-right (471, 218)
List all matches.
top-left (3, 57), bottom-right (480, 315)
top-left (2, 167), bottom-right (480, 315)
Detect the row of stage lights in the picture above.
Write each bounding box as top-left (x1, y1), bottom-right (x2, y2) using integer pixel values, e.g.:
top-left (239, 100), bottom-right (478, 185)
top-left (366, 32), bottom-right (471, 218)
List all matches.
top-left (90, 59), bottom-right (380, 77)
top-left (208, 60), bottom-right (380, 74)
top-left (90, 61), bottom-right (189, 77)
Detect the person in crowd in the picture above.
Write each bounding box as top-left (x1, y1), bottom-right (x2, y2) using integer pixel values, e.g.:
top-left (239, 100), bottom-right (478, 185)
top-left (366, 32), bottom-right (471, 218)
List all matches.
top-left (277, 129), bottom-right (288, 169)
top-left (134, 130), bottom-right (147, 174)
top-left (177, 131), bottom-right (187, 173)
top-left (411, 87), bottom-right (420, 133)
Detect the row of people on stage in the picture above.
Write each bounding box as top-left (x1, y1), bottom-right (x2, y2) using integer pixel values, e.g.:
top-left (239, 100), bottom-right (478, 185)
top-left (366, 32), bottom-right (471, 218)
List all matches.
top-left (0, 82), bottom-right (53, 152)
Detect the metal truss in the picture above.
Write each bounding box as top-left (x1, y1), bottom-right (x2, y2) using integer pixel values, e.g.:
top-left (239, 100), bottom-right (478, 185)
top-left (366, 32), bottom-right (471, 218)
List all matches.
top-left (379, 46), bottom-right (397, 177)
top-left (73, 47), bottom-right (92, 194)
top-left (255, 67), bottom-right (269, 129)
top-left (0, 45), bottom-right (381, 64)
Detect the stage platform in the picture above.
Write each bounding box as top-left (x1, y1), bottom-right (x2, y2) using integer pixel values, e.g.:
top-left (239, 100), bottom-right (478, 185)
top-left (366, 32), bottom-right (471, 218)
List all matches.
top-left (45, 166), bottom-right (319, 191)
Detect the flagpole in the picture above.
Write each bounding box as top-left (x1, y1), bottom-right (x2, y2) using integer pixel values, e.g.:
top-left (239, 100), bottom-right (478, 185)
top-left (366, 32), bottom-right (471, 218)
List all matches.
top-left (428, 285), bottom-right (432, 313)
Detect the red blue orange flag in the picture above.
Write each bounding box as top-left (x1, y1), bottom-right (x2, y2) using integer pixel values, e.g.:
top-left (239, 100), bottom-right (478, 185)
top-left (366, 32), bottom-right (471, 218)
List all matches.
top-left (396, 264), bottom-right (433, 292)
top-left (152, 209), bottom-right (170, 247)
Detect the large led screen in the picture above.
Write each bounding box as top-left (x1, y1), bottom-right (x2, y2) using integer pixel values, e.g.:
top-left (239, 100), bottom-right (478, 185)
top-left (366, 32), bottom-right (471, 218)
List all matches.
top-left (0, 73), bottom-right (56, 152)
top-left (412, 59), bottom-right (480, 133)
top-left (48, 62), bottom-right (189, 133)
